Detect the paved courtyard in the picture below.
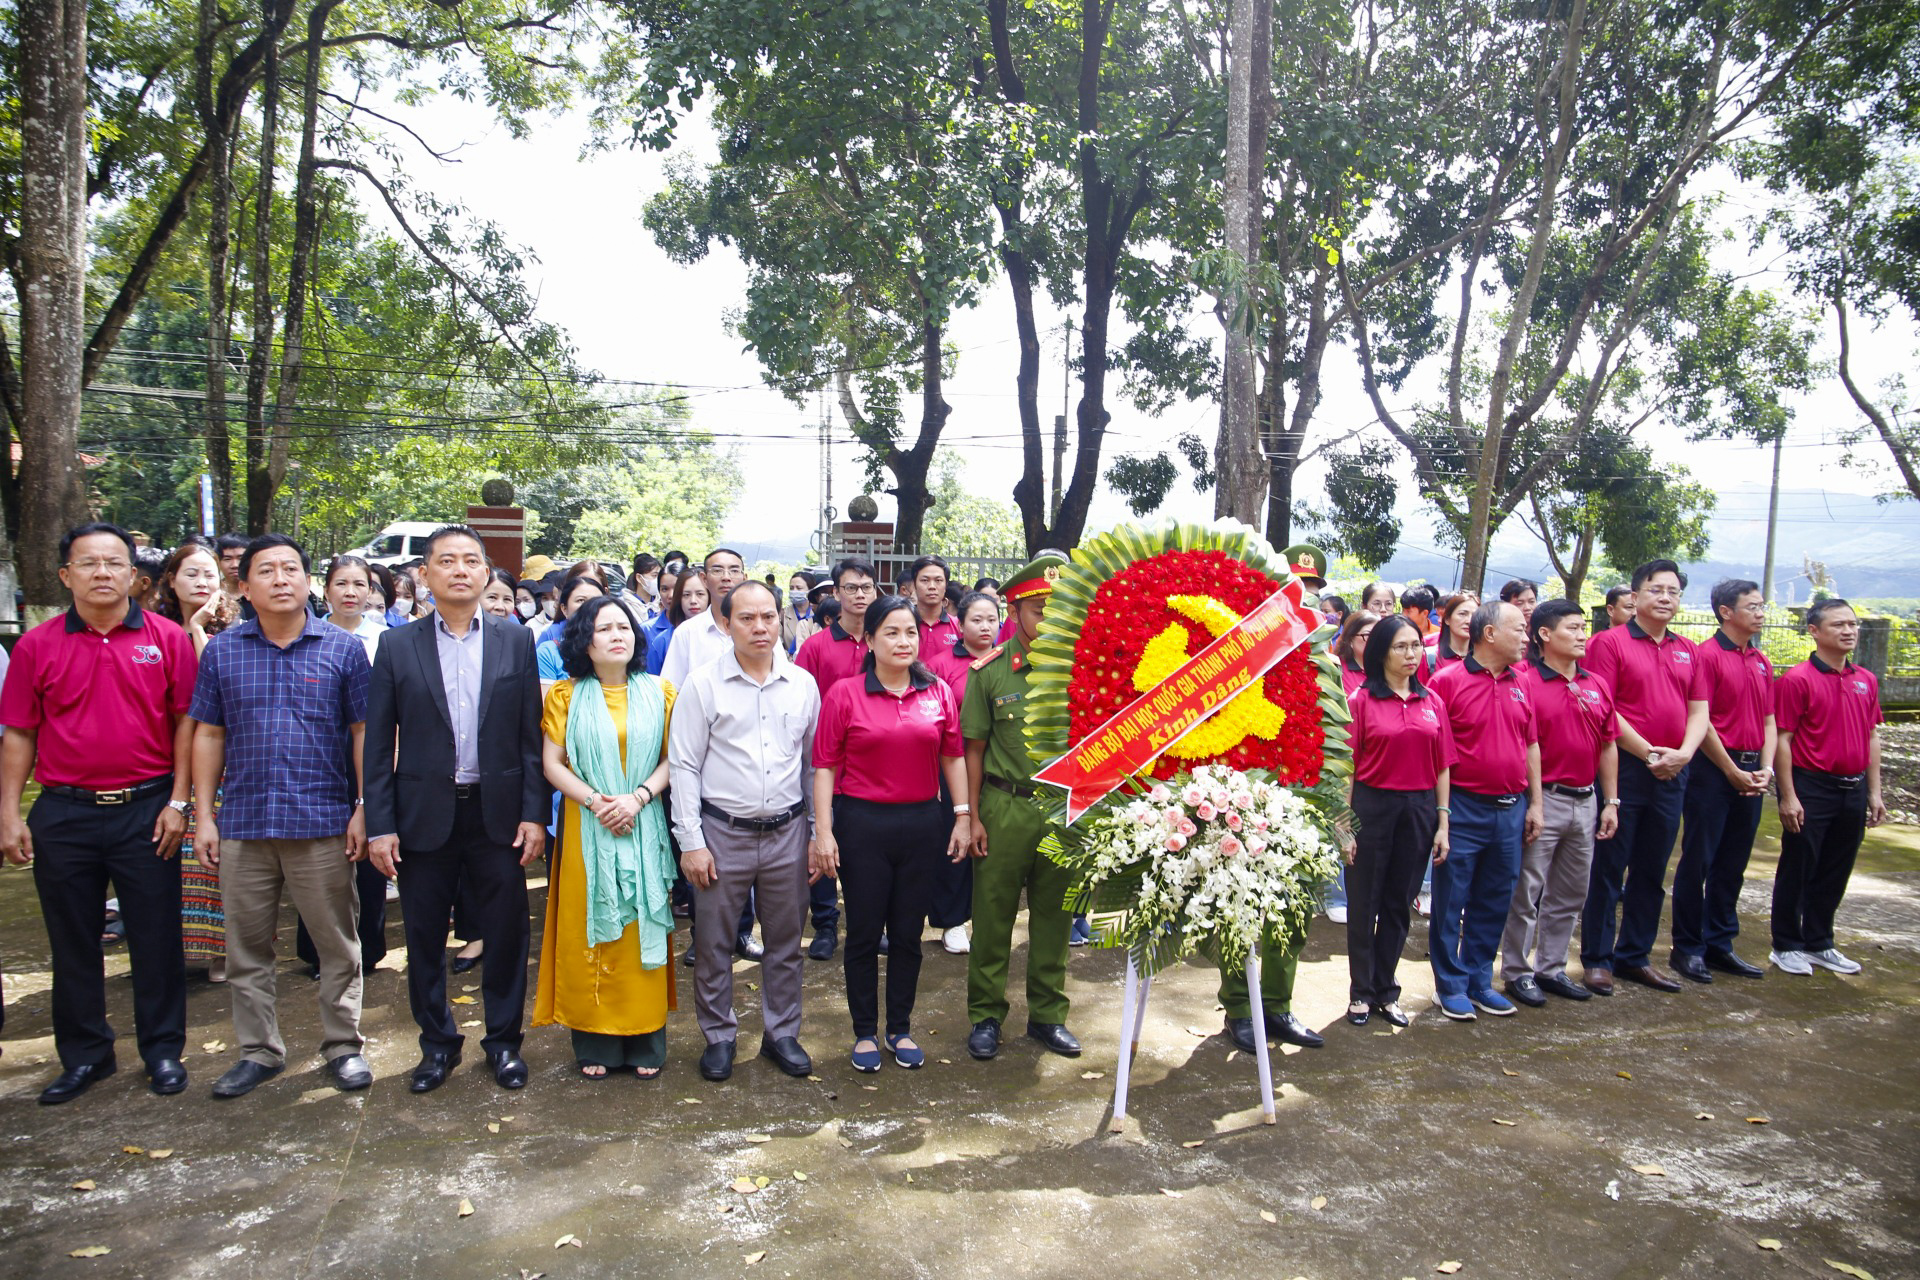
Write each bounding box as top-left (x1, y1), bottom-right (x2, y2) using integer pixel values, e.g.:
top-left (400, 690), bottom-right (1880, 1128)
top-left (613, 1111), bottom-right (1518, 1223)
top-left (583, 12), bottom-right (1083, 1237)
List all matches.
top-left (2, 822), bottom-right (1916, 1279)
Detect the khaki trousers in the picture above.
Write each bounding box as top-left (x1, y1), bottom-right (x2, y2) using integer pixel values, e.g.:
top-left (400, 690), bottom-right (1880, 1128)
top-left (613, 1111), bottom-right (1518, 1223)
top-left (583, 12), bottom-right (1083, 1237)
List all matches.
top-left (1500, 790), bottom-right (1596, 984)
top-left (220, 835), bottom-right (364, 1066)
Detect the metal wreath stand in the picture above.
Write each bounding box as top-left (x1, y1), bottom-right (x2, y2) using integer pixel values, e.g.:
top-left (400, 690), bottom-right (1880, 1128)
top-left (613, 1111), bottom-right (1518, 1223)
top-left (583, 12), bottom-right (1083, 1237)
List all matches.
top-left (1110, 939), bottom-right (1275, 1132)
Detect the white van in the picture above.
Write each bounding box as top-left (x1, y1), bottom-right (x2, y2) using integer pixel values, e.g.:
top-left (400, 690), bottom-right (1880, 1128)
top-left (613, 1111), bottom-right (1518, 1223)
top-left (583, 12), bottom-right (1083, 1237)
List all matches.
top-left (352, 522), bottom-right (446, 567)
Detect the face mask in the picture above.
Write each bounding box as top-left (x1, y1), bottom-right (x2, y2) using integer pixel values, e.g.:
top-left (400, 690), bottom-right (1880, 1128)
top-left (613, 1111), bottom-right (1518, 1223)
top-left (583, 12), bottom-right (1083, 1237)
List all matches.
top-left (541, 599), bottom-right (558, 619)
top-left (789, 590), bottom-right (808, 608)
top-left (515, 600), bottom-right (537, 619)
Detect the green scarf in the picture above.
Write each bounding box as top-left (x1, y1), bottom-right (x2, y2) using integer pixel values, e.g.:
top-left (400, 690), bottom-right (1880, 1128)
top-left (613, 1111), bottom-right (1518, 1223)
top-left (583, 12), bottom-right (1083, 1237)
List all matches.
top-left (563, 672), bottom-right (674, 963)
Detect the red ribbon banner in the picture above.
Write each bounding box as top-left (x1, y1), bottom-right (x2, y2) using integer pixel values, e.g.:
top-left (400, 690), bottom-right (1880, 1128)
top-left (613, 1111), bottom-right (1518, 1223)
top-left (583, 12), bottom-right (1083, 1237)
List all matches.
top-left (1034, 578), bottom-right (1323, 823)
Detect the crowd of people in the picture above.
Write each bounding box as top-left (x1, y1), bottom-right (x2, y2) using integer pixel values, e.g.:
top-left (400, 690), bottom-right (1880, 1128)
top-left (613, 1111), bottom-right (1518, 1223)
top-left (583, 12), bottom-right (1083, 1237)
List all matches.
top-left (0, 522), bottom-right (1887, 1107)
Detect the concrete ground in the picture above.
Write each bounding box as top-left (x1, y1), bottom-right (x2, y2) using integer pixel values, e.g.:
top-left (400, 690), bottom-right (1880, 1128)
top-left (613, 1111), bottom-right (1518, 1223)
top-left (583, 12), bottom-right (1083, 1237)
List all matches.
top-left (1, 817), bottom-right (1916, 1279)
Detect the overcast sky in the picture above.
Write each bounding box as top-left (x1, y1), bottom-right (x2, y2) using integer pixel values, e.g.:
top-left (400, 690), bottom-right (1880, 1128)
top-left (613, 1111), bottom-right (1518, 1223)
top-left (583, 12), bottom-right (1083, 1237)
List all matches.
top-left (372, 95), bottom-right (1917, 561)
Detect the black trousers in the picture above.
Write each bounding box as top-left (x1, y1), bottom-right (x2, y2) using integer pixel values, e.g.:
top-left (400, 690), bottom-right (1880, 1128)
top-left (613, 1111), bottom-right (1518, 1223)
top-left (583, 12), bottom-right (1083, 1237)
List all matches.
top-left (1672, 765), bottom-right (1763, 957)
top-left (398, 793), bottom-right (530, 1055)
top-left (925, 805), bottom-right (972, 929)
top-left (1772, 768), bottom-right (1867, 953)
top-left (1345, 782), bottom-right (1437, 1005)
top-left (29, 787), bottom-right (186, 1069)
top-left (296, 859), bottom-right (390, 972)
top-left (836, 795), bottom-right (944, 1037)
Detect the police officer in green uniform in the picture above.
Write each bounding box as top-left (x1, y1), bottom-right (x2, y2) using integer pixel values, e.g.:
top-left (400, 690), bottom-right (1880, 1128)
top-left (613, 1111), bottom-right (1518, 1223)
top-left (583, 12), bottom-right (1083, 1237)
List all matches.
top-left (960, 554), bottom-right (1080, 1060)
top-left (1216, 544), bottom-right (1333, 1054)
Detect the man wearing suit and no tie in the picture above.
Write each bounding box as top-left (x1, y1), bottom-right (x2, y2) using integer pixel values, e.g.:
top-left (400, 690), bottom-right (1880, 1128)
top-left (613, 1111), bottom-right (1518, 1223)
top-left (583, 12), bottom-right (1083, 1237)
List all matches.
top-left (365, 525), bottom-right (548, 1092)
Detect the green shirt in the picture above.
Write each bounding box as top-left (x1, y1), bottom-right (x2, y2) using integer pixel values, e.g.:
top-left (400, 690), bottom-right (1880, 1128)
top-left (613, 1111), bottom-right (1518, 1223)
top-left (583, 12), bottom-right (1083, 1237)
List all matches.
top-left (960, 632), bottom-right (1037, 784)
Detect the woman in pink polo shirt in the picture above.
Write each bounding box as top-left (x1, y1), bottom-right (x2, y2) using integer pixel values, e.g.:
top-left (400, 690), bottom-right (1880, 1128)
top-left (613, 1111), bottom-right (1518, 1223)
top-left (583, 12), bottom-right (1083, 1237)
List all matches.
top-left (1341, 616), bottom-right (1456, 1028)
top-left (1332, 610), bottom-right (1379, 699)
top-left (812, 596), bottom-right (971, 1073)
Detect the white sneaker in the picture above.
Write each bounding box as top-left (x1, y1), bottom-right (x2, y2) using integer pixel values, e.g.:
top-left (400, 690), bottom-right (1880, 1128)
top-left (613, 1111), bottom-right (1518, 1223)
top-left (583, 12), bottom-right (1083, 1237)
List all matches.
top-left (942, 926), bottom-right (971, 954)
top-left (1415, 890), bottom-right (1432, 918)
top-left (385, 881), bottom-right (400, 903)
top-left (1326, 905), bottom-right (1348, 924)
top-left (1769, 949), bottom-right (1814, 975)
top-left (1805, 948), bottom-right (1862, 974)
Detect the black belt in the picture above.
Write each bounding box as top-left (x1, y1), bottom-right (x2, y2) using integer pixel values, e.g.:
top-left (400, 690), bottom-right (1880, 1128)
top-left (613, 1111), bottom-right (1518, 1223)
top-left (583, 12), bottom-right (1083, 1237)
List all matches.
top-left (1545, 782), bottom-right (1594, 799)
top-left (44, 776), bottom-right (172, 806)
top-left (453, 783), bottom-right (480, 801)
top-left (1461, 789), bottom-right (1524, 808)
top-left (985, 774), bottom-right (1037, 799)
top-left (701, 799), bottom-right (806, 832)
top-left (1728, 750), bottom-right (1763, 769)
top-left (1797, 767), bottom-right (1865, 790)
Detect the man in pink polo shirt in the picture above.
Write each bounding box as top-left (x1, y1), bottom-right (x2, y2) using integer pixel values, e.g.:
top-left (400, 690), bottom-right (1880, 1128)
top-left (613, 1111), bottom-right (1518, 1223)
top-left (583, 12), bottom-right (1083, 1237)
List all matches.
top-left (1425, 601), bottom-right (1543, 1021)
top-left (1670, 578), bottom-right (1776, 983)
top-left (1579, 558), bottom-right (1709, 995)
top-left (1769, 599), bottom-right (1885, 976)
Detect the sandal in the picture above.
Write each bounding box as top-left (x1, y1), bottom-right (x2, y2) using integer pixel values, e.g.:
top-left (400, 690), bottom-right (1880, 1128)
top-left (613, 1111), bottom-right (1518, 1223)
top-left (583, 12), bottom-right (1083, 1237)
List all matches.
top-left (885, 1034), bottom-right (924, 1069)
top-left (577, 1061), bottom-right (616, 1081)
top-left (633, 1065), bottom-right (662, 1081)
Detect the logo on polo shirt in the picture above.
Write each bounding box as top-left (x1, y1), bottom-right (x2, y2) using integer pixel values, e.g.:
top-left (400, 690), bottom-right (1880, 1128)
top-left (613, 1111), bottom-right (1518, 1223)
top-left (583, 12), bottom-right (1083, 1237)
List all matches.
top-left (131, 644), bottom-right (163, 665)
top-left (1509, 686), bottom-right (1527, 703)
top-left (1852, 679), bottom-right (1869, 695)
top-left (1672, 650), bottom-right (1692, 664)
top-left (1421, 707), bottom-right (1438, 723)
top-left (918, 693), bottom-right (943, 719)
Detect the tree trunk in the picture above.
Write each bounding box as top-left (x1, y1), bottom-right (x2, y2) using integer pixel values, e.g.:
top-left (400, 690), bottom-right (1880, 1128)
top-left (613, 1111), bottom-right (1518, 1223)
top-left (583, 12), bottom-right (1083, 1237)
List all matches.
top-left (889, 315), bottom-right (950, 553)
top-left (1214, 0), bottom-right (1264, 523)
top-left (16, 0), bottom-right (91, 616)
top-left (199, 0), bottom-right (237, 533)
top-left (0, 311), bottom-right (26, 545)
top-left (1835, 295), bottom-right (1920, 502)
top-left (1002, 237), bottom-right (1048, 553)
top-left (244, 40), bottom-right (280, 535)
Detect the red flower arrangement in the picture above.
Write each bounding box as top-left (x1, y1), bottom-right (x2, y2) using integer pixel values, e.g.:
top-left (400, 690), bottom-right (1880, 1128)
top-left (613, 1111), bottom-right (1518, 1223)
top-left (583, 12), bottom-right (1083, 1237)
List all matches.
top-left (1066, 549), bottom-right (1326, 786)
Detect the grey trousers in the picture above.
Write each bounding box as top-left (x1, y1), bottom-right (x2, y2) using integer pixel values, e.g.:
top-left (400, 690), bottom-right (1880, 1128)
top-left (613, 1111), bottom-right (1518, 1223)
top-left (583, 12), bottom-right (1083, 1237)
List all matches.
top-left (220, 835), bottom-right (364, 1066)
top-left (1500, 790), bottom-right (1597, 984)
top-left (693, 815), bottom-right (809, 1045)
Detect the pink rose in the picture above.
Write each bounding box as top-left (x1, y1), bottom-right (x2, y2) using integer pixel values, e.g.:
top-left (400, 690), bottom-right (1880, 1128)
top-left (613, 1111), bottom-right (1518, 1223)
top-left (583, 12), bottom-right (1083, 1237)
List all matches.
top-left (1211, 789), bottom-right (1230, 809)
top-left (1149, 786), bottom-right (1171, 804)
top-left (1248, 835), bottom-right (1267, 854)
top-left (1219, 835), bottom-right (1244, 857)
top-left (1182, 786), bottom-right (1205, 807)
top-left (1165, 833), bottom-right (1187, 852)
top-left (1232, 790), bottom-right (1255, 809)
top-left (1253, 817), bottom-right (1270, 831)
top-left (1177, 819), bottom-right (1197, 837)
top-left (1195, 801), bottom-right (1218, 821)
top-left (1164, 807), bottom-right (1186, 827)
top-left (1225, 812), bottom-right (1243, 831)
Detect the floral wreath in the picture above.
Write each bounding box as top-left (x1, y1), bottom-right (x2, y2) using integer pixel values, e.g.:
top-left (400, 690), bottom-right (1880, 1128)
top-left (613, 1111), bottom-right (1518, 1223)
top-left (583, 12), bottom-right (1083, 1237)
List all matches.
top-left (1024, 520), bottom-right (1353, 974)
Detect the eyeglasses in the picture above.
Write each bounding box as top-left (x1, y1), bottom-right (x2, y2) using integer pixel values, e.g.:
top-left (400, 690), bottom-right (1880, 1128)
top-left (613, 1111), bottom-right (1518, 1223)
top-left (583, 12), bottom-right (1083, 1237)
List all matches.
top-left (1388, 642), bottom-right (1425, 655)
top-left (65, 559), bottom-right (131, 573)
top-left (838, 582), bottom-right (876, 596)
top-left (1640, 586), bottom-right (1682, 599)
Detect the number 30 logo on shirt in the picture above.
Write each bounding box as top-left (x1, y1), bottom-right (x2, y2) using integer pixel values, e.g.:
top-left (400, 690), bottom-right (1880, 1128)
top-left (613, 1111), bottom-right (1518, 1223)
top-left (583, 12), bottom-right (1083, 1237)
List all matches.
top-left (131, 644), bottom-right (163, 665)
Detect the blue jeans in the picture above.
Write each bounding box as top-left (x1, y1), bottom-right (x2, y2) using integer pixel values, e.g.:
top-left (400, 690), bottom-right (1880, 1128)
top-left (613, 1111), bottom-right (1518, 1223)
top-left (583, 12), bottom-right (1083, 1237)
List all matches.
top-left (1582, 755), bottom-right (1688, 971)
top-left (1671, 766), bottom-right (1762, 957)
top-left (1428, 790), bottom-right (1524, 999)
top-left (1324, 865), bottom-right (1349, 912)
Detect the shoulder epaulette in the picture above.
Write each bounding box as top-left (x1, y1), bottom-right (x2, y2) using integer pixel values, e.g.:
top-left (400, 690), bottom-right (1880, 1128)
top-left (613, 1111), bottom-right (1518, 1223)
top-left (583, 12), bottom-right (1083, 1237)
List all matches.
top-left (970, 644), bottom-right (1006, 671)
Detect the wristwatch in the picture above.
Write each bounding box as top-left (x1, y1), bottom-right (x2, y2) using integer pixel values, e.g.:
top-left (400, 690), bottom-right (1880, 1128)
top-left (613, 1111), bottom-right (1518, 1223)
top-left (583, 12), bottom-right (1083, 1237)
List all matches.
top-left (167, 799), bottom-right (190, 815)
top-left (1604, 797), bottom-right (1622, 806)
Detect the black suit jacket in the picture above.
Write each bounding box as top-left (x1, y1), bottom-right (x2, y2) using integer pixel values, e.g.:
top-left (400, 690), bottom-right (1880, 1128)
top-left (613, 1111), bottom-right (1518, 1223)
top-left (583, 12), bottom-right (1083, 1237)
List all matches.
top-left (364, 612), bottom-right (545, 851)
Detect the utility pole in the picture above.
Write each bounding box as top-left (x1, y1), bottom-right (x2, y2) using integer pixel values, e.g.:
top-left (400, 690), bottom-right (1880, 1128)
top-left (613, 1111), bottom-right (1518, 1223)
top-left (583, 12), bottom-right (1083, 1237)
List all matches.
top-left (817, 387), bottom-right (835, 560)
top-left (1051, 318), bottom-right (1070, 524)
top-left (1762, 429), bottom-right (1784, 603)
top-left (1213, 0), bottom-right (1267, 523)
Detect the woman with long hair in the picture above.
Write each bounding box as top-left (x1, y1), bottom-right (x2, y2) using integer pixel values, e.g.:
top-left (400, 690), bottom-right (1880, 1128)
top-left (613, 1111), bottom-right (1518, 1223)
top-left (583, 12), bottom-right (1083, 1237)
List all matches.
top-left (1431, 593), bottom-right (1477, 668)
top-left (534, 596), bottom-right (678, 1078)
top-left (646, 568), bottom-right (707, 677)
top-left (321, 555), bottom-right (386, 662)
top-left (1332, 610), bottom-right (1380, 698)
top-left (811, 595), bottom-right (970, 1072)
top-left (1341, 615), bottom-right (1455, 1028)
top-left (539, 574), bottom-right (608, 689)
top-left (480, 568), bottom-right (519, 620)
top-left (153, 541), bottom-right (234, 982)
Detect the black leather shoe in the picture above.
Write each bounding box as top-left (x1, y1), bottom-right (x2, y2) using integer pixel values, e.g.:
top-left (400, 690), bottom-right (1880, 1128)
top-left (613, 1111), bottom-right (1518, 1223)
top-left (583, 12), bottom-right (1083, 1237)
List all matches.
top-left (759, 1036), bottom-right (812, 1077)
top-left (211, 1060), bottom-right (281, 1098)
top-left (409, 1051), bottom-right (461, 1093)
top-left (735, 932), bottom-right (765, 961)
top-left (487, 1049), bottom-right (528, 1089)
top-left (967, 1018), bottom-right (1002, 1060)
top-left (808, 929), bottom-right (838, 961)
top-left (1536, 973), bottom-right (1592, 1001)
top-left (682, 944), bottom-right (696, 967)
top-left (1507, 975), bottom-right (1548, 1008)
top-left (1705, 948), bottom-right (1765, 979)
top-left (147, 1058), bottom-right (188, 1096)
top-left (700, 1039), bottom-right (736, 1082)
top-left (39, 1060), bottom-right (115, 1105)
top-left (1263, 1011), bottom-right (1324, 1049)
top-left (451, 951), bottom-right (482, 974)
top-left (1670, 952), bottom-right (1714, 985)
top-left (1370, 1001), bottom-right (1411, 1028)
top-left (1223, 1016), bottom-right (1259, 1054)
top-left (1027, 1022), bottom-right (1081, 1057)
top-left (326, 1054), bottom-right (373, 1091)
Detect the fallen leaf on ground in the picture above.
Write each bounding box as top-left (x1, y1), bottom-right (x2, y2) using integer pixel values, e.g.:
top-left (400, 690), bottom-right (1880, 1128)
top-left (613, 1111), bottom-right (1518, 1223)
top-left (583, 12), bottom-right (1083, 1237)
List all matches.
top-left (744, 1133), bottom-right (772, 1143)
top-left (861, 1084), bottom-right (879, 1092)
top-left (69, 1246), bottom-right (112, 1258)
top-left (1259, 1210), bottom-right (1277, 1224)
top-left (499, 1115), bottom-right (514, 1123)
top-left (487, 1123), bottom-right (500, 1134)
top-left (1310, 1195), bottom-right (1328, 1210)
top-left (938, 1059), bottom-right (951, 1065)
top-left (744, 1252), bottom-right (767, 1266)
top-left (201, 1040), bottom-right (227, 1053)
top-left (450, 996), bottom-right (477, 1005)
top-left (1824, 1263), bottom-right (1874, 1280)
top-left (553, 1234), bottom-right (581, 1249)
top-left (1081, 1071), bottom-right (1105, 1080)
top-left (1616, 1071), bottom-right (1632, 1080)
top-left (729, 1178), bottom-right (758, 1195)
top-left (1437, 1263), bottom-right (1463, 1274)
top-left (681, 1097), bottom-right (701, 1105)
top-left (70, 1180), bottom-right (96, 1192)
top-left (1181, 1140), bottom-right (1205, 1149)
top-left (461, 984), bottom-right (478, 992)
top-left (1631, 1164), bottom-right (1667, 1177)
top-left (1605, 1180), bottom-right (1620, 1200)
top-left (1695, 1112), bottom-right (1715, 1121)
top-left (913, 1117), bottom-right (932, 1126)
top-left (792, 1171), bottom-right (808, 1182)
top-left (461, 1020), bottom-right (482, 1028)
top-left (1492, 1119), bottom-right (1517, 1127)
top-left (1374, 1031), bottom-right (1393, 1037)
top-left (1501, 1068), bottom-right (1519, 1077)
top-left (1756, 1239), bottom-right (1782, 1251)
top-left (1160, 1189), bottom-right (1183, 1199)
top-left (147, 1149), bottom-right (173, 1160)
top-left (518, 1271), bottom-right (546, 1280)
top-left (457, 1199), bottom-right (474, 1218)
top-left (838, 1139), bottom-right (853, 1149)
top-left (1747, 1116), bottom-right (1770, 1125)
top-left (808, 1075), bottom-right (823, 1081)
top-left (753, 1176), bottom-right (770, 1188)
top-left (121, 1146), bottom-right (144, 1155)
top-left (904, 1173), bottom-right (914, 1184)
top-left (1184, 1027), bottom-right (1208, 1037)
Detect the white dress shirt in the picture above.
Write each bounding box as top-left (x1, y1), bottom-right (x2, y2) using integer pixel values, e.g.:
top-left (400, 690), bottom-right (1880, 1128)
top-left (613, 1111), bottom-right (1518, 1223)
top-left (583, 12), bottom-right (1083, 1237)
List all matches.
top-left (668, 647), bottom-right (821, 850)
top-left (660, 606), bottom-right (732, 690)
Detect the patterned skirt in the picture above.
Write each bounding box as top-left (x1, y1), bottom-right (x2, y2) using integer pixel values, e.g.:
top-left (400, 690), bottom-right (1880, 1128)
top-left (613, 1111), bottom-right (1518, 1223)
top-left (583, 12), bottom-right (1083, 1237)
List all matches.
top-left (180, 805), bottom-right (225, 962)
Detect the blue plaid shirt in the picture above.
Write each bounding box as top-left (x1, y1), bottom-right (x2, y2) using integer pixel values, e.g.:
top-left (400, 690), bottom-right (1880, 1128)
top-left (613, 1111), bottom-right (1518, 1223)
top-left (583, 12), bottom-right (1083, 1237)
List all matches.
top-left (189, 614), bottom-right (372, 840)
